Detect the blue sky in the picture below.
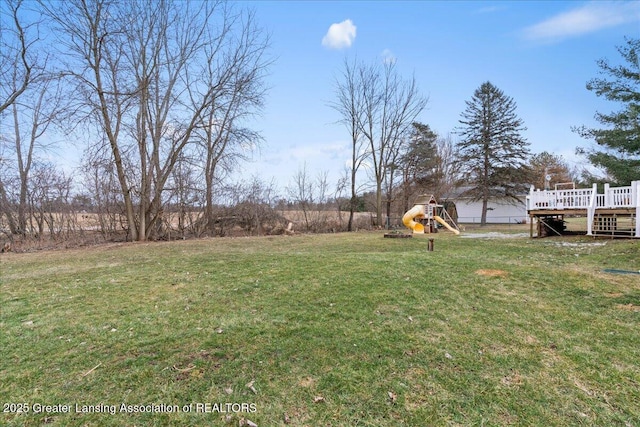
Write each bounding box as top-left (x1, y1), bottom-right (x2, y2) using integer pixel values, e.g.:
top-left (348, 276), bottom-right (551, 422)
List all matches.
top-left (236, 0), bottom-right (640, 190)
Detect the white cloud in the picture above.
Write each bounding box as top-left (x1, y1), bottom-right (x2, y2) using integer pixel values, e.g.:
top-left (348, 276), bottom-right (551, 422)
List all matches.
top-left (322, 19), bottom-right (357, 49)
top-left (380, 48), bottom-right (396, 64)
top-left (523, 1), bottom-right (640, 43)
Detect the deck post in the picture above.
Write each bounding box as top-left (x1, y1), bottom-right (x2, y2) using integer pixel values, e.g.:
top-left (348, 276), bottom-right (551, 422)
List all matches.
top-left (604, 183), bottom-right (610, 208)
top-left (633, 181), bottom-right (639, 238)
top-left (586, 183), bottom-right (597, 236)
top-left (530, 214), bottom-right (534, 238)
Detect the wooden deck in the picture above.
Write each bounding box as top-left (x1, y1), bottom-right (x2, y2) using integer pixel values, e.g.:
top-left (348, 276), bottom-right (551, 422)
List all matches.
top-left (526, 181), bottom-right (639, 238)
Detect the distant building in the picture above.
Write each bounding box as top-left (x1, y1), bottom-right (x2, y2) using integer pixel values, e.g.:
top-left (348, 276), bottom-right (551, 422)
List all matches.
top-left (443, 187), bottom-right (528, 224)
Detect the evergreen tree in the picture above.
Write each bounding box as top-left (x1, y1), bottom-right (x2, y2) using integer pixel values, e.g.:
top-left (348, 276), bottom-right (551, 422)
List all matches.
top-left (402, 122), bottom-right (441, 187)
top-left (575, 37), bottom-right (640, 185)
top-left (399, 122), bottom-right (441, 212)
top-left (456, 81), bottom-right (531, 225)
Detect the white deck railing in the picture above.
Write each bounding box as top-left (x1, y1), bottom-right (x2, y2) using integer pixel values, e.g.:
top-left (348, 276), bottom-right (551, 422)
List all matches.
top-left (603, 183), bottom-right (635, 208)
top-left (526, 181), bottom-right (639, 237)
top-left (526, 181), bottom-right (639, 211)
top-left (526, 186), bottom-right (596, 210)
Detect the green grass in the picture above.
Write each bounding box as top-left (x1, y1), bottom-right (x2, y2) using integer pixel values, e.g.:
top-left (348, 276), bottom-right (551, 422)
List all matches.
top-left (1, 231), bottom-right (639, 426)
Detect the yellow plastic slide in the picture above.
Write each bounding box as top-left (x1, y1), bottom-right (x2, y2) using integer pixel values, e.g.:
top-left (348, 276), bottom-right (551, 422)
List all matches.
top-left (402, 205), bottom-right (425, 233)
top-left (434, 215), bottom-right (460, 235)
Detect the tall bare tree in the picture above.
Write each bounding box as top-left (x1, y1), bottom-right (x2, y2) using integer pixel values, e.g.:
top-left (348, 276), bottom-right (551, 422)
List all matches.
top-left (433, 133), bottom-right (462, 200)
top-left (528, 151), bottom-right (574, 190)
top-left (331, 58), bottom-right (368, 231)
top-left (0, 0), bottom-right (42, 114)
top-left (39, 0), bottom-right (137, 237)
top-left (357, 61), bottom-right (427, 226)
top-left (7, 77), bottom-right (63, 235)
top-left (192, 9), bottom-right (269, 232)
top-left (332, 58), bottom-right (427, 228)
top-left (0, 0), bottom-right (46, 235)
top-left (40, 0), bottom-right (269, 241)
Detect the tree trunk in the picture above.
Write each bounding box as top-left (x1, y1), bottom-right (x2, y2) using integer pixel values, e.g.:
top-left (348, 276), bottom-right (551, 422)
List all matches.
top-left (0, 181), bottom-right (18, 235)
top-left (348, 196), bottom-right (356, 232)
top-left (375, 181), bottom-right (383, 227)
top-left (348, 165), bottom-right (358, 231)
top-left (481, 197), bottom-right (488, 226)
top-left (385, 198), bottom-right (392, 229)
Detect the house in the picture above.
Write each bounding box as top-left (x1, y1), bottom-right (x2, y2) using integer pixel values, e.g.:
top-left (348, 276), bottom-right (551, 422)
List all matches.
top-left (443, 187), bottom-right (528, 224)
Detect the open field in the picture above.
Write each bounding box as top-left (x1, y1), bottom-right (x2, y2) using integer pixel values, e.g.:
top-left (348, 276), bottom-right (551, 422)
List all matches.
top-left (1, 230), bottom-right (639, 426)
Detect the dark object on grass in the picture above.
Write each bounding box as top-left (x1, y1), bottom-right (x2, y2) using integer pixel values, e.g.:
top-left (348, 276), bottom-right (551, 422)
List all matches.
top-left (603, 269), bottom-right (640, 275)
top-left (384, 232), bottom-right (412, 238)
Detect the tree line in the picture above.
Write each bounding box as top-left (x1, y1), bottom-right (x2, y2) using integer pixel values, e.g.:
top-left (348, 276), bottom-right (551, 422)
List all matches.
top-left (1, 0), bottom-right (638, 246)
top-left (331, 37), bottom-right (639, 229)
top-left (1, 0), bottom-right (272, 243)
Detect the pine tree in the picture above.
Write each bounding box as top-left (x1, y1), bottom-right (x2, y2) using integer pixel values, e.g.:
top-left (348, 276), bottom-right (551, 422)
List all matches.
top-left (456, 81), bottom-right (531, 226)
top-left (402, 122), bottom-right (441, 187)
top-left (575, 37), bottom-right (640, 185)
top-left (399, 122), bottom-right (441, 212)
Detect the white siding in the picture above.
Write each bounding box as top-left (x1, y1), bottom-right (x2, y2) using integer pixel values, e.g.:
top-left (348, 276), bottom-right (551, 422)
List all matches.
top-left (453, 197), bottom-right (528, 224)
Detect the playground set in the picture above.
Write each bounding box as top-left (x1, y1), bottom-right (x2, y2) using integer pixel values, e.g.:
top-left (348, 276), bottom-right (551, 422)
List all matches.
top-left (401, 194), bottom-right (460, 235)
top-left (398, 181), bottom-right (639, 239)
top-left (526, 180), bottom-right (639, 238)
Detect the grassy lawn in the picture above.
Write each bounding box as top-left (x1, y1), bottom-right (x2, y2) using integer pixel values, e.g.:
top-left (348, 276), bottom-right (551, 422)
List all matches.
top-left (1, 231), bottom-right (639, 426)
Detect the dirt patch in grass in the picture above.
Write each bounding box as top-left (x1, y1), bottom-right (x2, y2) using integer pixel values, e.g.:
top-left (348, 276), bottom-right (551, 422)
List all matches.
top-left (172, 349), bottom-right (227, 381)
top-left (298, 377), bottom-right (316, 388)
top-left (605, 292), bottom-right (624, 298)
top-left (501, 369), bottom-right (524, 388)
top-left (616, 303), bottom-right (640, 312)
top-left (475, 269), bottom-right (509, 277)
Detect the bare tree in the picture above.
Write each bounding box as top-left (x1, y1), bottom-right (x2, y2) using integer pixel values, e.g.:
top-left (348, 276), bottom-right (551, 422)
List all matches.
top-left (0, 158), bottom-right (18, 237)
top-left (5, 77), bottom-right (63, 235)
top-left (331, 58), bottom-right (369, 231)
top-left (193, 9), bottom-right (270, 232)
top-left (434, 133), bottom-right (462, 199)
top-left (41, 0), bottom-right (270, 241)
top-left (0, 0), bottom-right (46, 236)
top-left (0, 0), bottom-right (41, 114)
top-left (39, 0), bottom-right (138, 238)
top-left (333, 59), bottom-right (428, 227)
top-left (371, 63), bottom-right (428, 227)
top-left (24, 161), bottom-right (72, 240)
top-left (80, 151), bottom-right (123, 238)
top-left (286, 163), bottom-right (315, 230)
top-left (528, 151), bottom-right (574, 190)
top-left (284, 164), bottom-right (330, 230)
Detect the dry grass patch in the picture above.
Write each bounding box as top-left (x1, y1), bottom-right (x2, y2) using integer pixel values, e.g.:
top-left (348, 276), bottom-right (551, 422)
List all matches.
top-left (616, 303), bottom-right (640, 312)
top-left (475, 268), bottom-right (509, 277)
